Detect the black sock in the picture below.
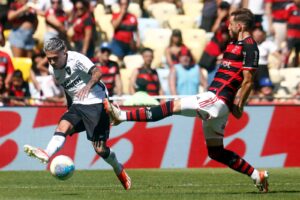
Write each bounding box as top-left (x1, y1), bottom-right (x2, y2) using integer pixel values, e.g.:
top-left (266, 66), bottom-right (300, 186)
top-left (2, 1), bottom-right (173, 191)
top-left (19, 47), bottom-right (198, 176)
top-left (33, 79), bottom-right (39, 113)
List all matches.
top-left (126, 101), bottom-right (174, 121)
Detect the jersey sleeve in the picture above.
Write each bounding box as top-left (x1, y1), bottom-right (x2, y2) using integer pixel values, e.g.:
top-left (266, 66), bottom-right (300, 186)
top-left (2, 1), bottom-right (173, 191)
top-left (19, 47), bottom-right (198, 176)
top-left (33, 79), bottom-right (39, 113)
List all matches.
top-left (74, 52), bottom-right (95, 74)
top-left (242, 43), bottom-right (259, 71)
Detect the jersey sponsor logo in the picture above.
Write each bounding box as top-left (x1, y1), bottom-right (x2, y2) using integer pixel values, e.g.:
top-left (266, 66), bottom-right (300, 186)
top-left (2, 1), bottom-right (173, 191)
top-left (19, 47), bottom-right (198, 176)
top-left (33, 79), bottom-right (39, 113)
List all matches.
top-left (222, 61), bottom-right (231, 68)
top-left (62, 76), bottom-right (82, 90)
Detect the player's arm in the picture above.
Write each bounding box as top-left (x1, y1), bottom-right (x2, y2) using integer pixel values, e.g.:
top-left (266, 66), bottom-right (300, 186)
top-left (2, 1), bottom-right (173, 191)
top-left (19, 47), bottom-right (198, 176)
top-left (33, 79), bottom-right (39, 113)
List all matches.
top-left (77, 66), bottom-right (102, 100)
top-left (232, 70), bottom-right (254, 119)
top-left (233, 41), bottom-right (259, 119)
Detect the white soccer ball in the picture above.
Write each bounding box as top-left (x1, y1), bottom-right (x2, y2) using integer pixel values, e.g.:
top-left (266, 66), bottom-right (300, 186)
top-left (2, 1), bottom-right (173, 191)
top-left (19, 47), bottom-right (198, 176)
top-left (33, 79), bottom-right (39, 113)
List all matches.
top-left (50, 155), bottom-right (75, 180)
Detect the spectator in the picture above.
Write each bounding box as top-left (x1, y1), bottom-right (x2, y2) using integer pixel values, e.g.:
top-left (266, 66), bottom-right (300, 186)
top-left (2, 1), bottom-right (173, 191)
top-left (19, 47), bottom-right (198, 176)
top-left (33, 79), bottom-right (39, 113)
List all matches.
top-left (0, 50), bottom-right (15, 89)
top-left (123, 78), bottom-right (160, 106)
top-left (94, 42), bottom-right (123, 97)
top-left (265, 0), bottom-right (293, 49)
top-left (242, 0), bottom-right (265, 29)
top-left (199, 2), bottom-right (230, 86)
top-left (129, 48), bottom-right (163, 96)
top-left (70, 0), bottom-right (96, 58)
top-left (250, 77), bottom-right (275, 104)
top-left (29, 53), bottom-right (64, 105)
top-left (211, 1), bottom-right (231, 33)
top-left (165, 29), bottom-right (190, 69)
top-left (0, 74), bottom-right (8, 106)
top-left (36, 0), bottom-right (74, 15)
top-left (44, 0), bottom-right (69, 43)
top-left (283, 0), bottom-right (300, 67)
top-left (0, 20), bottom-right (5, 47)
top-left (111, 0), bottom-right (140, 60)
top-left (8, 0), bottom-right (38, 57)
top-left (223, 0), bottom-right (241, 11)
top-left (9, 69), bottom-right (31, 106)
top-left (252, 27), bottom-right (281, 90)
top-left (169, 48), bottom-right (206, 95)
top-left (200, 0), bottom-right (218, 32)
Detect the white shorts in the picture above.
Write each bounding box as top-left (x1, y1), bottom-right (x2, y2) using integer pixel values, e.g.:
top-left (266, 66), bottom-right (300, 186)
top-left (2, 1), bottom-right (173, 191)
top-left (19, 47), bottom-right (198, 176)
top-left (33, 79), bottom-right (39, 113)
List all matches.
top-left (180, 92), bottom-right (229, 139)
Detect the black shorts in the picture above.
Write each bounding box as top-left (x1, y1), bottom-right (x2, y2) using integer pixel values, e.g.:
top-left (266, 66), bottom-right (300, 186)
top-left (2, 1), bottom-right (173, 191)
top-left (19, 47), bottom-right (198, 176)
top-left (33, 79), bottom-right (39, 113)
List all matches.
top-left (61, 103), bottom-right (110, 142)
top-left (287, 38), bottom-right (300, 51)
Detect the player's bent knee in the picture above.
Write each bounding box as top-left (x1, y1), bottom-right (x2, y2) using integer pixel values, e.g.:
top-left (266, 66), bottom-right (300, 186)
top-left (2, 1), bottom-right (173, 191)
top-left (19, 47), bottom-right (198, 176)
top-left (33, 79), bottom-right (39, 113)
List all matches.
top-left (94, 146), bottom-right (110, 158)
top-left (207, 146), bottom-right (224, 161)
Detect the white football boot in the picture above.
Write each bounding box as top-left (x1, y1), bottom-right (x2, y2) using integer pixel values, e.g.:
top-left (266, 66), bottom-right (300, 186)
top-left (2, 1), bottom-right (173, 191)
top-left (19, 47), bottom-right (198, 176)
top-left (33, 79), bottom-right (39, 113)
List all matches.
top-left (254, 170), bottom-right (269, 192)
top-left (103, 99), bottom-right (124, 126)
top-left (24, 144), bottom-right (49, 164)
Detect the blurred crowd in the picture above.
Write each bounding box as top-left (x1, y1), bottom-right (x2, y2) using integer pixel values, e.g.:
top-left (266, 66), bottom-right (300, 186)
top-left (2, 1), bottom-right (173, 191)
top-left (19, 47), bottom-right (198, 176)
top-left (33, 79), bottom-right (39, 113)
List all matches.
top-left (0, 0), bottom-right (299, 106)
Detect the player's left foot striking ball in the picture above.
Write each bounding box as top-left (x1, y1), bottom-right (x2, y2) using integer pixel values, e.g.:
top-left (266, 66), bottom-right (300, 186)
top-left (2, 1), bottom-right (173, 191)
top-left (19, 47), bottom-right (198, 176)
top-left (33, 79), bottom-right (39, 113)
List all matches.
top-left (24, 145), bottom-right (49, 164)
top-left (254, 170), bottom-right (269, 192)
top-left (117, 168), bottom-right (131, 190)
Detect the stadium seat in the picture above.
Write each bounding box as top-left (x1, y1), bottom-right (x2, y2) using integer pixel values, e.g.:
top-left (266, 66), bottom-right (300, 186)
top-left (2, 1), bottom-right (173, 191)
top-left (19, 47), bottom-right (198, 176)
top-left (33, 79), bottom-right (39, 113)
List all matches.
top-left (12, 57), bottom-right (32, 81)
top-left (279, 68), bottom-right (300, 94)
top-left (97, 14), bottom-right (114, 41)
top-left (183, 2), bottom-right (203, 19)
top-left (182, 0), bottom-right (202, 3)
top-left (167, 15), bottom-right (196, 30)
top-left (94, 3), bottom-right (106, 23)
top-left (120, 68), bottom-right (133, 94)
top-left (123, 54), bottom-right (144, 70)
top-left (3, 29), bottom-right (10, 40)
top-left (138, 18), bottom-right (161, 42)
top-left (147, 2), bottom-right (178, 27)
top-left (33, 15), bottom-right (46, 47)
top-left (142, 28), bottom-right (172, 50)
top-left (182, 29), bottom-right (207, 62)
top-left (111, 2), bottom-right (142, 18)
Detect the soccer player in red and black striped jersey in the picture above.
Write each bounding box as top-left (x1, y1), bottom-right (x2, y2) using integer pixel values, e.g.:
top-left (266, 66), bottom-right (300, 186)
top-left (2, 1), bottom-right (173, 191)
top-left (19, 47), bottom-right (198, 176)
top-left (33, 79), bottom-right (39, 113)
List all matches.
top-left (283, 0), bottom-right (300, 67)
top-left (104, 8), bottom-right (269, 192)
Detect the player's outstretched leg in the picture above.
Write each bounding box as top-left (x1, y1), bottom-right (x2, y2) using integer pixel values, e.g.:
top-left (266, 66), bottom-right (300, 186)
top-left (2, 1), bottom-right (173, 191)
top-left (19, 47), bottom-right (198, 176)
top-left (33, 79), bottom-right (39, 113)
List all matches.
top-left (207, 146), bottom-right (269, 192)
top-left (24, 144), bottom-right (49, 164)
top-left (103, 98), bottom-right (175, 125)
top-left (24, 132), bottom-right (66, 164)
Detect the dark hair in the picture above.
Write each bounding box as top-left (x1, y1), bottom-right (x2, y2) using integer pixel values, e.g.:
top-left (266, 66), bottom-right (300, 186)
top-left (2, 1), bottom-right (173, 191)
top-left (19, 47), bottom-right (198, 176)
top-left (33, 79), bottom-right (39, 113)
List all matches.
top-left (76, 0), bottom-right (90, 10)
top-left (135, 78), bottom-right (147, 92)
top-left (219, 1), bottom-right (230, 10)
top-left (170, 29), bottom-right (183, 46)
top-left (231, 8), bottom-right (255, 30)
top-left (141, 47), bottom-right (153, 54)
top-left (12, 70), bottom-right (23, 80)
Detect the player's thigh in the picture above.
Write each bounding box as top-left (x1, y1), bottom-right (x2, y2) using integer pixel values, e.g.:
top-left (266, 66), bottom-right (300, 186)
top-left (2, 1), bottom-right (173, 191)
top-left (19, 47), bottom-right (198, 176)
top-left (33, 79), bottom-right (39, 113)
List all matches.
top-left (79, 103), bottom-right (110, 142)
top-left (58, 105), bottom-right (82, 133)
top-left (202, 114), bottom-right (228, 146)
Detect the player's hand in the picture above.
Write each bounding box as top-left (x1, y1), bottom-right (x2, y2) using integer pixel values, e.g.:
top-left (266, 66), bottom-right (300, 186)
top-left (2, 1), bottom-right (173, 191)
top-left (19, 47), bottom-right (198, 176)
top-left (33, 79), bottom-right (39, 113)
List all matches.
top-left (76, 85), bottom-right (91, 101)
top-left (232, 104), bottom-right (243, 119)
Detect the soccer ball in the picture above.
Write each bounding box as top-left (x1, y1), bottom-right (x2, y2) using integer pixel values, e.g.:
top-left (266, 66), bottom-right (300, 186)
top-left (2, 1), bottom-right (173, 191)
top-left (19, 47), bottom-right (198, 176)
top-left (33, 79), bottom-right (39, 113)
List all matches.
top-left (50, 155), bottom-right (75, 180)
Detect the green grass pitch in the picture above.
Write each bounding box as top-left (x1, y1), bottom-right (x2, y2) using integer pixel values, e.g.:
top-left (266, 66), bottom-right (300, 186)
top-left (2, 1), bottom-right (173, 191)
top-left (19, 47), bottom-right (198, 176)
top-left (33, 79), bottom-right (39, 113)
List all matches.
top-left (0, 168), bottom-right (299, 200)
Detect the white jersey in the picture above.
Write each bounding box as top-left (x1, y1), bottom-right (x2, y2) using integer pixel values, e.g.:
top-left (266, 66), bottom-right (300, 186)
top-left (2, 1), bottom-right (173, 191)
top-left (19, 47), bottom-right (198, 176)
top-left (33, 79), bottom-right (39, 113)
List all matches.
top-left (49, 51), bottom-right (107, 105)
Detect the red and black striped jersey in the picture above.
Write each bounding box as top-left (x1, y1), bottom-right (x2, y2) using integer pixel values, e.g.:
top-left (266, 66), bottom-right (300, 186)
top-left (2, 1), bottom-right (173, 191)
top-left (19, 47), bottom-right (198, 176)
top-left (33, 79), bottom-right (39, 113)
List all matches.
top-left (95, 60), bottom-right (120, 97)
top-left (136, 68), bottom-right (160, 96)
top-left (285, 3), bottom-right (300, 39)
top-left (208, 37), bottom-right (259, 110)
top-left (265, 0), bottom-right (293, 22)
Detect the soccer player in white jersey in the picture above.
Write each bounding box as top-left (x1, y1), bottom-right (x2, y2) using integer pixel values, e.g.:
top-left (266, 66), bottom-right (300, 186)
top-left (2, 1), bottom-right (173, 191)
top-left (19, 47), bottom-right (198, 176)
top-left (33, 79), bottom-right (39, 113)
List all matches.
top-left (24, 38), bottom-right (131, 190)
top-left (104, 9), bottom-right (269, 192)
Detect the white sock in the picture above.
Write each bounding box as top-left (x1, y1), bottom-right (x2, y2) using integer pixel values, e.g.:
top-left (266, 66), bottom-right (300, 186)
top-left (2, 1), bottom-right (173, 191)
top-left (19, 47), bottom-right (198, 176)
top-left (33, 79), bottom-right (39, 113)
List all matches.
top-left (250, 169), bottom-right (260, 180)
top-left (45, 134), bottom-right (66, 158)
top-left (120, 111), bottom-right (127, 121)
top-left (104, 148), bottom-right (123, 175)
